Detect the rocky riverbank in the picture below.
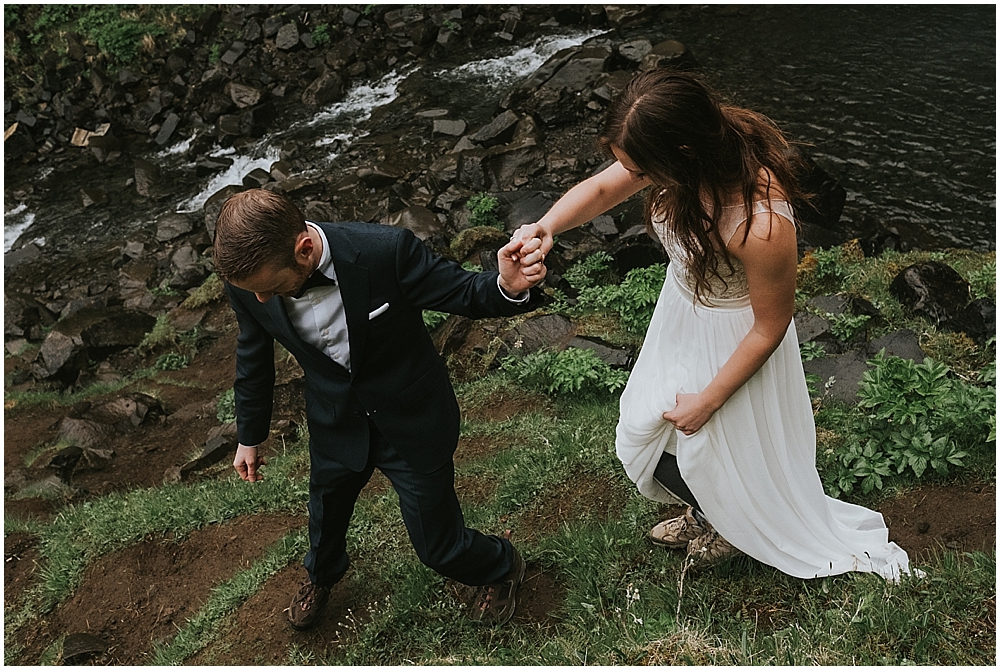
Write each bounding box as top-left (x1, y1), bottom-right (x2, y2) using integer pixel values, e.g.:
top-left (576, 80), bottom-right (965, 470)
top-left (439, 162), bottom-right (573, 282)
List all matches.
top-left (4, 2), bottom-right (994, 516)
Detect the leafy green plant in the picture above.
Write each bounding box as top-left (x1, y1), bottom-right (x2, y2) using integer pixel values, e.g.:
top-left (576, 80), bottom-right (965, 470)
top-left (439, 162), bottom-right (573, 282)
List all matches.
top-left (824, 352), bottom-right (994, 496)
top-left (216, 388), bottom-right (236, 424)
top-left (151, 285), bottom-right (182, 298)
top-left (311, 23), bottom-right (331, 46)
top-left (966, 260), bottom-right (995, 300)
top-left (441, 18), bottom-right (459, 31)
top-left (208, 43), bottom-right (221, 65)
top-left (578, 264), bottom-right (666, 335)
top-left (828, 312), bottom-right (870, 341)
top-left (813, 247), bottom-right (846, 282)
top-left (76, 6), bottom-right (166, 63)
top-left (155, 352), bottom-right (189, 371)
top-left (501, 348), bottom-right (629, 397)
top-left (799, 341), bottom-right (827, 361)
top-left (422, 310), bottom-right (448, 331)
top-left (466, 193), bottom-right (503, 230)
top-left (460, 262), bottom-right (483, 273)
top-left (563, 251), bottom-right (614, 289)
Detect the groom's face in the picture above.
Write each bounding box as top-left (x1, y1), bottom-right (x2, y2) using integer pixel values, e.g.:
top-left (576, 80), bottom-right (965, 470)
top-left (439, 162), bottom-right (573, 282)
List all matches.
top-left (231, 261), bottom-right (310, 303)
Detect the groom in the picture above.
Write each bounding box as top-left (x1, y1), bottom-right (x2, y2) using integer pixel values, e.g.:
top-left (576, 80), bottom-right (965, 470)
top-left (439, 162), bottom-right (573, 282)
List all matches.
top-left (212, 189), bottom-right (546, 630)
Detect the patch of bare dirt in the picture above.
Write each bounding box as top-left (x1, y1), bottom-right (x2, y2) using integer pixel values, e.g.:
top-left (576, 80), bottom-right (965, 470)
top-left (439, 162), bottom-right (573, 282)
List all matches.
top-left (4, 533), bottom-right (41, 609)
top-left (455, 473), bottom-right (499, 506)
top-left (879, 482), bottom-right (996, 560)
top-left (517, 473), bottom-right (634, 542)
top-left (14, 514), bottom-right (300, 665)
top-left (450, 562), bottom-right (566, 630)
top-left (460, 389), bottom-right (552, 424)
top-left (186, 563), bottom-right (364, 666)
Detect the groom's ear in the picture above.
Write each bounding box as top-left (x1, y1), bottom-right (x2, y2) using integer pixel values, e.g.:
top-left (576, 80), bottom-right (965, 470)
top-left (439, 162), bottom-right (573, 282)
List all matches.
top-left (292, 231), bottom-right (313, 264)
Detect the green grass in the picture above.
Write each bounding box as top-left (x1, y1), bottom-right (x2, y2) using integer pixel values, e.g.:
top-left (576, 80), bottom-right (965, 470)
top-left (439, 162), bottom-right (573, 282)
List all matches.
top-left (3, 245), bottom-right (994, 665)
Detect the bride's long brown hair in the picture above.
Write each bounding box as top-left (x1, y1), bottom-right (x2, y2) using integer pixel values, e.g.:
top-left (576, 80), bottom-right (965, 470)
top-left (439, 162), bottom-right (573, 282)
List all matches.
top-left (599, 69), bottom-right (805, 303)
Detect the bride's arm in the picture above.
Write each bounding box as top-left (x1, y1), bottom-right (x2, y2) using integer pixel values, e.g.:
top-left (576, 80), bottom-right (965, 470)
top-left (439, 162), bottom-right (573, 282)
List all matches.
top-left (662, 211), bottom-right (798, 435)
top-left (513, 161), bottom-right (649, 259)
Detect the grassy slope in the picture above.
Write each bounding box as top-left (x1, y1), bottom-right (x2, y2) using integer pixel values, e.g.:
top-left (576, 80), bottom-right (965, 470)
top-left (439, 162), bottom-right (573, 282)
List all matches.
top-left (4, 246), bottom-right (995, 664)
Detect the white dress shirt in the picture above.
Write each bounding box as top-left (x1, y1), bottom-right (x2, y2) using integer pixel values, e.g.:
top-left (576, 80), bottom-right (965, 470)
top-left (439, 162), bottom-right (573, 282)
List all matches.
top-left (283, 222), bottom-right (352, 372)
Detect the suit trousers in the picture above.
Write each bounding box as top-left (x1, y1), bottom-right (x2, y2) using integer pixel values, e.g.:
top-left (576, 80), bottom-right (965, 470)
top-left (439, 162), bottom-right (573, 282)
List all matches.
top-left (304, 417), bottom-right (515, 587)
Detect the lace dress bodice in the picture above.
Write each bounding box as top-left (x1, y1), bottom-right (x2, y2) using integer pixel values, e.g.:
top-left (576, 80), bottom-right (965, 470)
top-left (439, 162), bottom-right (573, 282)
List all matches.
top-left (652, 200), bottom-right (796, 301)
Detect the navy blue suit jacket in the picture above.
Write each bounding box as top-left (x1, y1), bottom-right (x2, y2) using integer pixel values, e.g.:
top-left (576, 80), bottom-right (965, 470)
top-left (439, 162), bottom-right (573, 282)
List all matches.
top-left (225, 221), bottom-right (535, 473)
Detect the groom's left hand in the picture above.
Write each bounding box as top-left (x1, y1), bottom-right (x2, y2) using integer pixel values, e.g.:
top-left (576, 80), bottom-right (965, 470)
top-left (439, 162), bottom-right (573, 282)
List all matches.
top-left (498, 237), bottom-right (546, 296)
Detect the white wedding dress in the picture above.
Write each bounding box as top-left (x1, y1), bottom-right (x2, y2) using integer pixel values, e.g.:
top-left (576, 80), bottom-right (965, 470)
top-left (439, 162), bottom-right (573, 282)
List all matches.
top-left (616, 200), bottom-right (914, 580)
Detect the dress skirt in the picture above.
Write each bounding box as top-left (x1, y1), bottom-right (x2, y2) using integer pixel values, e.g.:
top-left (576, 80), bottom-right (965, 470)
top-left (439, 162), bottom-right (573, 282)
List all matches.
top-left (616, 263), bottom-right (913, 580)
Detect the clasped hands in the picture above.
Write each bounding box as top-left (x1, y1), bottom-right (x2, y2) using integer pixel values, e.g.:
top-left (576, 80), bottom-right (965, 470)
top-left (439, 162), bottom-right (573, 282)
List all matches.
top-left (509, 223), bottom-right (717, 436)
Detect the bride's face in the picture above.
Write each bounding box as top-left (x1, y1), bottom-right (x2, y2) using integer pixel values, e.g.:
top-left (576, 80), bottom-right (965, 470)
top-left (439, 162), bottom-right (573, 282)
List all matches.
top-left (611, 145), bottom-right (648, 183)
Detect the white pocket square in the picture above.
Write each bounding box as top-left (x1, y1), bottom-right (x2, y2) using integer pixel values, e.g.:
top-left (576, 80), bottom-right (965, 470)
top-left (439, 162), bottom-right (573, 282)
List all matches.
top-left (368, 303), bottom-right (389, 320)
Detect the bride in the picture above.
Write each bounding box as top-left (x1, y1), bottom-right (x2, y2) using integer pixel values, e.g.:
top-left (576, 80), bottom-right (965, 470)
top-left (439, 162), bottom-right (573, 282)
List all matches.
top-left (512, 69), bottom-right (913, 580)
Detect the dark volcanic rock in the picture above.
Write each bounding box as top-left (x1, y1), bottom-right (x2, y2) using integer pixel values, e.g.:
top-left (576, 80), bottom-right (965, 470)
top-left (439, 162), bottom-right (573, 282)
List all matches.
top-left (470, 110), bottom-right (519, 148)
top-left (889, 261), bottom-right (971, 326)
top-left (54, 306), bottom-right (156, 360)
top-left (134, 158), bottom-right (162, 197)
top-left (276, 23), bottom-right (300, 50)
top-left (502, 313), bottom-right (578, 355)
top-left (384, 205), bottom-right (441, 241)
top-left (302, 69), bottom-right (345, 106)
top-left (639, 40), bottom-right (699, 71)
top-left (155, 213), bottom-right (194, 242)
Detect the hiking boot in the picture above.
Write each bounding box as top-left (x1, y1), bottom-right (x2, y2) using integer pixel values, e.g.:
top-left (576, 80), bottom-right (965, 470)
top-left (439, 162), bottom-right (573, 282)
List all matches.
top-left (468, 545), bottom-right (526, 625)
top-left (288, 581), bottom-right (330, 631)
top-left (649, 506), bottom-right (709, 549)
top-left (686, 528), bottom-right (743, 570)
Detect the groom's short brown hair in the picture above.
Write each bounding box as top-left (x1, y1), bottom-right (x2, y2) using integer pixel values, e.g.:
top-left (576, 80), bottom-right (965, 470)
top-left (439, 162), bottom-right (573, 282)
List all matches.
top-left (213, 189), bottom-right (306, 282)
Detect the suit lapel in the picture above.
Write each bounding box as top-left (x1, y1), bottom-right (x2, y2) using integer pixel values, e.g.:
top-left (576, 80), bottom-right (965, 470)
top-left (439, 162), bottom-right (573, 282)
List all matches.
top-left (321, 224), bottom-right (369, 378)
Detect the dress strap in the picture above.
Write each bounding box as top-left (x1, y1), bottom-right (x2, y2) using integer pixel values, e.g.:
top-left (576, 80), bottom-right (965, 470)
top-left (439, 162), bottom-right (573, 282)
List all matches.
top-left (722, 199), bottom-right (796, 244)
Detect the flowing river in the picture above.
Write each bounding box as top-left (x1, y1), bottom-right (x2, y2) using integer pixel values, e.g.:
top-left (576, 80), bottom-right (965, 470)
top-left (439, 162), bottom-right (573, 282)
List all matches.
top-left (4, 6), bottom-right (994, 256)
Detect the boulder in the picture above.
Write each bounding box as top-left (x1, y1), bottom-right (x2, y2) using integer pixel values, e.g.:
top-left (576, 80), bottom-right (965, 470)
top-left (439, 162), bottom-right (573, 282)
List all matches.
top-left (239, 101), bottom-right (277, 137)
top-left (794, 312), bottom-right (834, 345)
top-left (62, 633), bottom-right (108, 665)
top-left (220, 40), bottom-right (246, 65)
top-left (54, 306), bottom-right (156, 360)
top-left (242, 167), bottom-right (272, 188)
top-left (433, 119), bottom-right (467, 137)
top-left (889, 261), bottom-right (971, 326)
top-left (502, 313), bottom-right (578, 356)
top-left (803, 329), bottom-right (927, 404)
top-left (615, 39), bottom-right (653, 69)
top-left (301, 70), bottom-right (345, 106)
top-left (449, 226), bottom-right (509, 263)
top-left (134, 158), bottom-right (162, 197)
top-left (38, 330), bottom-right (87, 381)
top-left (470, 110), bottom-right (519, 148)
top-left (384, 205), bottom-right (442, 241)
top-left (357, 165), bottom-right (401, 188)
top-left (276, 23), bottom-right (300, 50)
top-left (155, 113), bottom-right (180, 145)
top-left (226, 82), bottom-right (262, 108)
top-left (567, 336), bottom-right (634, 369)
top-left (793, 151), bottom-right (847, 244)
top-left (639, 40), bottom-right (699, 71)
top-left (4, 121), bottom-right (35, 162)
top-left (155, 213), bottom-right (193, 242)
